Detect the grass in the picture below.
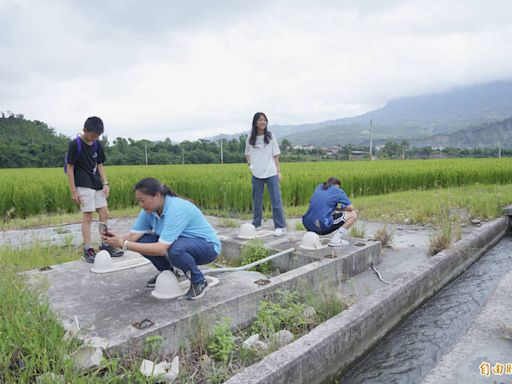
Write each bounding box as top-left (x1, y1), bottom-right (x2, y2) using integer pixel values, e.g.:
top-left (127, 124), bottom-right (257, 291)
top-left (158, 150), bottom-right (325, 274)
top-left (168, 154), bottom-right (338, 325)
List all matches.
top-left (3, 183), bottom-right (510, 232)
top-left (1, 180), bottom-right (511, 382)
top-left (0, 239), bottom-right (349, 383)
top-left (373, 225), bottom-right (394, 248)
top-left (349, 224), bottom-right (366, 238)
top-left (428, 221), bottom-right (453, 256)
top-left (5, 159), bottom-right (512, 218)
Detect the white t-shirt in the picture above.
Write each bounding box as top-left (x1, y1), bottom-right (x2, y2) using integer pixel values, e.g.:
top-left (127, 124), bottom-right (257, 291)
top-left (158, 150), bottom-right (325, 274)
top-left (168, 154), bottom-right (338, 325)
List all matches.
top-left (245, 133), bottom-right (281, 179)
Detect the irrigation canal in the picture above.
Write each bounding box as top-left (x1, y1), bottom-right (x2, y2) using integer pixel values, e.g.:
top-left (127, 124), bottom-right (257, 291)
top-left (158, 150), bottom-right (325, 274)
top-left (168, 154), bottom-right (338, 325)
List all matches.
top-left (338, 235), bottom-right (512, 384)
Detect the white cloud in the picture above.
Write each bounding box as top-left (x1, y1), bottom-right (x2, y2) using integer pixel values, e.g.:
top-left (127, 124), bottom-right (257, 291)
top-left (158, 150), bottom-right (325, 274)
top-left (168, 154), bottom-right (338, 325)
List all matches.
top-left (1, 0), bottom-right (512, 141)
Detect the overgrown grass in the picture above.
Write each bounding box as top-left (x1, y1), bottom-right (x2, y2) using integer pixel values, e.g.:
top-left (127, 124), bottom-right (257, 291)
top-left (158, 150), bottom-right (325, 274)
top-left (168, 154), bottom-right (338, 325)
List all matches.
top-left (373, 225), bottom-right (394, 248)
top-left (0, 243), bottom-right (79, 271)
top-left (354, 184), bottom-right (511, 224)
top-left (349, 224), bottom-right (366, 238)
top-left (239, 239), bottom-right (272, 274)
top-left (177, 286), bottom-right (349, 383)
top-left (217, 218), bottom-right (240, 228)
top-left (3, 183), bottom-right (511, 231)
top-left (428, 221), bottom-right (454, 256)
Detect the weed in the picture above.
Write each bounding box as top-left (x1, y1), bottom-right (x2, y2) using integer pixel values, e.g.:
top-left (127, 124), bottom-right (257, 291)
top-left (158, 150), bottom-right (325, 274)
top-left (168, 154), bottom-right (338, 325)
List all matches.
top-left (207, 318), bottom-right (236, 363)
top-left (143, 335), bottom-right (164, 357)
top-left (310, 290), bottom-right (347, 322)
top-left (295, 221), bottom-right (305, 231)
top-left (218, 218), bottom-right (239, 228)
top-left (252, 290), bottom-right (306, 338)
top-left (428, 221), bottom-right (452, 256)
top-left (239, 239), bottom-right (272, 274)
top-left (374, 225), bottom-right (394, 248)
top-left (349, 224), bottom-right (366, 238)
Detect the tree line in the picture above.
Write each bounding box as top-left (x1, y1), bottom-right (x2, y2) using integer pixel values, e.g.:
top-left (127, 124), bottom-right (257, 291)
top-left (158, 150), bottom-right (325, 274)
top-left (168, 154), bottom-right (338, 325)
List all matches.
top-left (1, 114), bottom-right (510, 169)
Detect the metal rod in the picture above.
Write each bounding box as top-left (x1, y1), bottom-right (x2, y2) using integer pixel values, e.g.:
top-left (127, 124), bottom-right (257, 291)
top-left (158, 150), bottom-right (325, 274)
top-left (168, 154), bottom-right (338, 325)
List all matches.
top-left (201, 247), bottom-right (295, 274)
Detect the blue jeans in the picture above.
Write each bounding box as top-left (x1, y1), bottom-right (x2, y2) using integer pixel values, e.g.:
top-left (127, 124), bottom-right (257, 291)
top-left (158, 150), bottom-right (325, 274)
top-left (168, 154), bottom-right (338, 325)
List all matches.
top-left (251, 175), bottom-right (286, 229)
top-left (137, 234), bottom-right (218, 283)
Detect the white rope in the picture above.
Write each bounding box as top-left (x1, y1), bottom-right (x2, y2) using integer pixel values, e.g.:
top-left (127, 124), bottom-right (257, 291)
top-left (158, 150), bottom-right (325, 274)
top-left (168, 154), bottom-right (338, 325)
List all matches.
top-left (201, 248), bottom-right (295, 274)
top-left (372, 263), bottom-right (394, 285)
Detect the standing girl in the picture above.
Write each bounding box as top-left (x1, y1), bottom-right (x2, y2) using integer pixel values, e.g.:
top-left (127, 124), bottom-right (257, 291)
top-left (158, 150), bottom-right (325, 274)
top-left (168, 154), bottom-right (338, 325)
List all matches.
top-left (245, 112), bottom-right (286, 235)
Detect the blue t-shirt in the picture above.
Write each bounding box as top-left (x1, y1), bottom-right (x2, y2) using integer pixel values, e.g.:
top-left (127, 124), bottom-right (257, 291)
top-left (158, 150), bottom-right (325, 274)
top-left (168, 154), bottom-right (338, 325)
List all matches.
top-left (302, 184), bottom-right (351, 232)
top-left (130, 195), bottom-right (221, 254)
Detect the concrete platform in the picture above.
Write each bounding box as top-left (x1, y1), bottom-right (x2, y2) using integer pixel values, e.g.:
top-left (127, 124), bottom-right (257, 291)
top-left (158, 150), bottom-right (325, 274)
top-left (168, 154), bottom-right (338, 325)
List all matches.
top-left (224, 218), bottom-right (509, 384)
top-left (25, 236), bottom-right (380, 356)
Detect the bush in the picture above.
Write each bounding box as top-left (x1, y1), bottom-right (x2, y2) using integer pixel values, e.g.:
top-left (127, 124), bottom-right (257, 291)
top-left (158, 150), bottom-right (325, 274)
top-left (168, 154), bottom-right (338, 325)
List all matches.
top-left (207, 318), bottom-right (236, 363)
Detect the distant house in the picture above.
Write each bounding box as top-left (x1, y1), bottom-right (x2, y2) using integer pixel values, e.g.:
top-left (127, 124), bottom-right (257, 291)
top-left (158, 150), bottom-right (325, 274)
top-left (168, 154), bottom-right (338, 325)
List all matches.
top-left (293, 145), bottom-right (316, 150)
top-left (349, 150), bottom-right (369, 160)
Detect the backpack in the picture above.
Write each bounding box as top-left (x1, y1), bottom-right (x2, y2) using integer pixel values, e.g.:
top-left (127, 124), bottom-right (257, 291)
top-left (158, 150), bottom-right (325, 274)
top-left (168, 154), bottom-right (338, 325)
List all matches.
top-left (64, 135), bottom-right (99, 173)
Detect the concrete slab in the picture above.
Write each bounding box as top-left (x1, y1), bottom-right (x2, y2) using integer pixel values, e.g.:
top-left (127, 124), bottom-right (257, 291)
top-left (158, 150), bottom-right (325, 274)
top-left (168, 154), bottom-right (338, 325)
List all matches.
top-left (223, 218), bottom-right (508, 384)
top-left (26, 237), bottom-right (380, 357)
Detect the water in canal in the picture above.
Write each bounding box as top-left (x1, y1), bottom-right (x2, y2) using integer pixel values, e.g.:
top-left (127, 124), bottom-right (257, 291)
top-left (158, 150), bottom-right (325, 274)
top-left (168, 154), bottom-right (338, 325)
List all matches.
top-left (340, 235), bottom-right (512, 384)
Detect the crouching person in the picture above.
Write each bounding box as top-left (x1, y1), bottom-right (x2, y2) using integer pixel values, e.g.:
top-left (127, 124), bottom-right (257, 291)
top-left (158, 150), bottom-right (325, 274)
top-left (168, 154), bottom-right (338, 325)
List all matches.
top-left (302, 177), bottom-right (358, 247)
top-left (102, 177), bottom-right (220, 299)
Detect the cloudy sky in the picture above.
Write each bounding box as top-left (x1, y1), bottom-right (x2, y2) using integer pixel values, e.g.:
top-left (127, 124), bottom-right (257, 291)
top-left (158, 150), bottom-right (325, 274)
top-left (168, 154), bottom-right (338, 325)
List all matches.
top-left (1, 0), bottom-right (512, 142)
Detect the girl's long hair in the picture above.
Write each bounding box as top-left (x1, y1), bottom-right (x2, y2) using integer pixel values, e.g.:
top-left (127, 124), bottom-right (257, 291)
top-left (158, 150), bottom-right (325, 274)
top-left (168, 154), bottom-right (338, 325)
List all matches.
top-left (249, 112), bottom-right (272, 146)
top-left (322, 177), bottom-right (341, 190)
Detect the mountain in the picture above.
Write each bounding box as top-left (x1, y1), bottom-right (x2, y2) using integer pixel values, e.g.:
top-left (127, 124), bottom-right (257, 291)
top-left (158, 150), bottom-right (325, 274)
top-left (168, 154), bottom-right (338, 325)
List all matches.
top-left (278, 80), bottom-right (512, 146)
top-left (207, 80), bottom-right (512, 146)
top-left (0, 114), bottom-right (70, 167)
top-left (410, 117), bottom-right (512, 148)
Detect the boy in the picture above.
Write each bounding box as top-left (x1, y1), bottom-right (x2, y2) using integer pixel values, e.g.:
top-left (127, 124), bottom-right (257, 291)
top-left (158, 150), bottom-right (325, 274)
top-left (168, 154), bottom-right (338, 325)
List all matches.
top-left (66, 116), bottom-right (123, 262)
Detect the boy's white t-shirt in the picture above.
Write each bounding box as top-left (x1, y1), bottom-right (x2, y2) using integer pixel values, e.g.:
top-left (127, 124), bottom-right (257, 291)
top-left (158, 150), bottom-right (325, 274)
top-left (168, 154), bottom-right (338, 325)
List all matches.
top-left (245, 133), bottom-right (281, 179)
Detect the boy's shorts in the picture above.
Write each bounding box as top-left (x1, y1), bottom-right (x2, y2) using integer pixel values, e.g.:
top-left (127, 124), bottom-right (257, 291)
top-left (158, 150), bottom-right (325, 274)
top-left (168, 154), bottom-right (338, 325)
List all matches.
top-left (77, 187), bottom-right (108, 212)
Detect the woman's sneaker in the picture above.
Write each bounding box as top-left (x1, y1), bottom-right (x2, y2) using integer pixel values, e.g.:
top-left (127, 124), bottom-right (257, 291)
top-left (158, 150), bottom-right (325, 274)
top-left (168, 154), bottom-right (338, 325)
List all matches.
top-left (184, 280), bottom-right (209, 300)
top-left (82, 248), bottom-right (97, 263)
top-left (273, 228), bottom-right (287, 237)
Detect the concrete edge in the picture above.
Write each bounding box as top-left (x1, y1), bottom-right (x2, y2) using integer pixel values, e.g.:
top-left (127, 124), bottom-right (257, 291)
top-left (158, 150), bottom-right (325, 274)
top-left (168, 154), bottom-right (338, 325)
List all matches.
top-left (224, 217), bottom-right (508, 384)
top-left (107, 241), bottom-right (381, 355)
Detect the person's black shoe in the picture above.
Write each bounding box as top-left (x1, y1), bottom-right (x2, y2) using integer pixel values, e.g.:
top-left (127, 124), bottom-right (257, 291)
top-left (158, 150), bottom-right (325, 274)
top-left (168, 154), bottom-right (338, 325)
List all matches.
top-left (82, 248), bottom-right (96, 263)
top-left (184, 280), bottom-right (209, 300)
top-left (100, 243), bottom-right (124, 257)
top-left (146, 273), bottom-right (160, 288)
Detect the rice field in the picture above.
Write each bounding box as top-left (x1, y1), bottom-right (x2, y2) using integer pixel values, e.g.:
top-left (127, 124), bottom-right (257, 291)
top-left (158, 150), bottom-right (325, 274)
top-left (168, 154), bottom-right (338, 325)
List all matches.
top-left (2, 158), bottom-right (512, 218)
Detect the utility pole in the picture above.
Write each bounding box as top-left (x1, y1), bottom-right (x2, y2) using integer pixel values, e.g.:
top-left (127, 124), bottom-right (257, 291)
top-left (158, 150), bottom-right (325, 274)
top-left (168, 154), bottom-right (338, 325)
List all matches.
top-left (498, 141), bottom-right (501, 158)
top-left (369, 119), bottom-right (373, 160)
top-left (144, 142), bottom-right (148, 165)
top-left (220, 138), bottom-right (224, 164)
top-left (182, 146), bottom-right (185, 165)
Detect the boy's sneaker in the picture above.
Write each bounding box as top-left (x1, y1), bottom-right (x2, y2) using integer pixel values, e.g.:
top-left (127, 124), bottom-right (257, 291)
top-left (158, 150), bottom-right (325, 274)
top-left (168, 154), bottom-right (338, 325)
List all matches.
top-left (82, 248), bottom-right (96, 263)
top-left (273, 228), bottom-right (287, 237)
top-left (328, 232), bottom-right (349, 247)
top-left (184, 280), bottom-right (209, 300)
top-left (100, 243), bottom-right (124, 257)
